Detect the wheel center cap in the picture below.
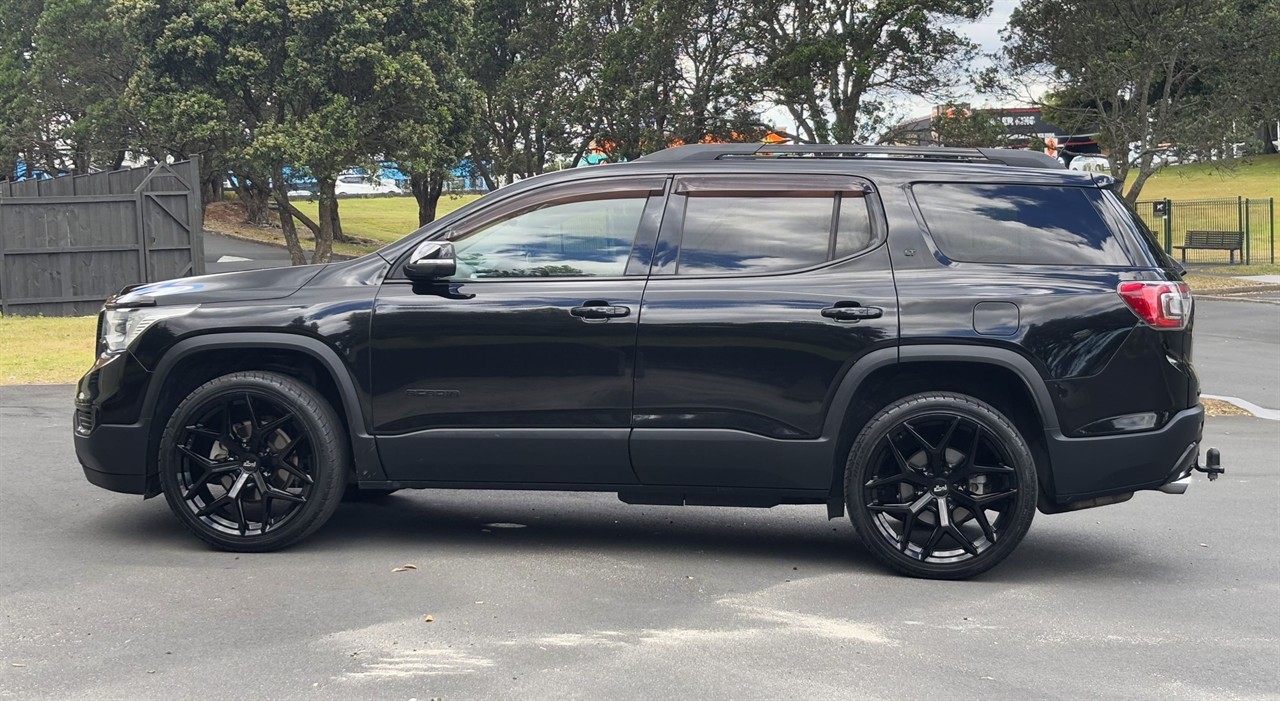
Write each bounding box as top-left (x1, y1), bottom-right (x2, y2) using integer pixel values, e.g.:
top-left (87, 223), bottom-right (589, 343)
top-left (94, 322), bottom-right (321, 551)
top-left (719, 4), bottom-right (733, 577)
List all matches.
top-left (242, 459), bottom-right (259, 472)
top-left (931, 482), bottom-right (949, 496)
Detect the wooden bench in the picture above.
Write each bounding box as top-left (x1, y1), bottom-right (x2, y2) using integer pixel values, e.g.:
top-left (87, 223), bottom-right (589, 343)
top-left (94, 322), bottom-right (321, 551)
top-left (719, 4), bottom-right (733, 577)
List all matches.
top-left (1173, 230), bottom-right (1245, 264)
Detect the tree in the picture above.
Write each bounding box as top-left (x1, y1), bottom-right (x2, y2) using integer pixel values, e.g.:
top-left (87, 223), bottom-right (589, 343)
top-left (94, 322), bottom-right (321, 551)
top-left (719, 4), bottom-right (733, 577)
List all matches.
top-left (747, 0), bottom-right (990, 144)
top-left (994, 0), bottom-right (1275, 203)
top-left (0, 0), bottom-right (137, 177)
top-left (468, 0), bottom-right (584, 188)
top-left (124, 0), bottom-right (473, 263)
top-left (930, 103), bottom-right (1007, 147)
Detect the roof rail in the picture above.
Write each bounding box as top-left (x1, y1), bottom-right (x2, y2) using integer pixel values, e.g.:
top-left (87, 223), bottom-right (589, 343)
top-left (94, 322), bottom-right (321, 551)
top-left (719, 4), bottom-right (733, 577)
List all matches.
top-left (636, 144), bottom-right (1064, 169)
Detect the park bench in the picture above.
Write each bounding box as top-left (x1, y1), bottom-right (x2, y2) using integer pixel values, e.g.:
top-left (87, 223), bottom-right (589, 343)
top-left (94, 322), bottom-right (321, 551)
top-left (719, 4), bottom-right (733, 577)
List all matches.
top-left (1173, 230), bottom-right (1245, 264)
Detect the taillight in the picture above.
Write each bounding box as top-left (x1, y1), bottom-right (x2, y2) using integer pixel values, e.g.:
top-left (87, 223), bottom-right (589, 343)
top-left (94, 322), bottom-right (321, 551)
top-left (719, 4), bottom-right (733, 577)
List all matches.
top-left (1117, 281), bottom-right (1192, 329)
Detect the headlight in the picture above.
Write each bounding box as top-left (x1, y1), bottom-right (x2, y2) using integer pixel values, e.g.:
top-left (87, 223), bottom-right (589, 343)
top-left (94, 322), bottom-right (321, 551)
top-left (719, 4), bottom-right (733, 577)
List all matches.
top-left (100, 305), bottom-right (199, 354)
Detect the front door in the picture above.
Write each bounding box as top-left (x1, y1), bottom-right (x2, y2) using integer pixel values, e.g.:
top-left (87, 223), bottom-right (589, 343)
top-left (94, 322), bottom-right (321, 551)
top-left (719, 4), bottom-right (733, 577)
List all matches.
top-left (370, 175), bottom-right (667, 484)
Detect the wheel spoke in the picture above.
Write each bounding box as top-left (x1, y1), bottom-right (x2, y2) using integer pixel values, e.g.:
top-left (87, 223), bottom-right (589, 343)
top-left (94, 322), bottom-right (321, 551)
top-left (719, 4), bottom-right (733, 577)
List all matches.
top-left (920, 522), bottom-right (946, 560)
top-left (948, 524), bottom-right (979, 556)
top-left (177, 445), bottom-right (235, 470)
top-left (234, 496), bottom-right (249, 536)
top-left (902, 422), bottom-right (935, 456)
top-left (194, 494), bottom-right (232, 518)
top-left (264, 486), bottom-right (305, 504)
top-left (277, 433), bottom-right (307, 462)
top-left (869, 439), bottom-right (929, 488)
top-left (258, 413), bottom-right (295, 437)
top-left (182, 465), bottom-right (238, 501)
top-left (185, 424), bottom-right (221, 440)
top-left (274, 459), bottom-right (314, 485)
top-left (938, 416), bottom-right (962, 455)
top-left (970, 463), bottom-right (1015, 474)
top-left (971, 488), bottom-right (1017, 508)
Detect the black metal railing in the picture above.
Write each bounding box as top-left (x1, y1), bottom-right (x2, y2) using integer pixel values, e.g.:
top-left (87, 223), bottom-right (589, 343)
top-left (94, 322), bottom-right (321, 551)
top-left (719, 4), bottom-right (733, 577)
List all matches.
top-left (1136, 196), bottom-right (1276, 266)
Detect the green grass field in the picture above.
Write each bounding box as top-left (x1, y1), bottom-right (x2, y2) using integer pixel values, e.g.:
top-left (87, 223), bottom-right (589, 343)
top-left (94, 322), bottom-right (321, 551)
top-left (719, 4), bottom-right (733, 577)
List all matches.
top-left (1129, 154), bottom-right (1280, 201)
top-left (0, 315), bottom-right (97, 385)
top-left (293, 194), bottom-right (482, 245)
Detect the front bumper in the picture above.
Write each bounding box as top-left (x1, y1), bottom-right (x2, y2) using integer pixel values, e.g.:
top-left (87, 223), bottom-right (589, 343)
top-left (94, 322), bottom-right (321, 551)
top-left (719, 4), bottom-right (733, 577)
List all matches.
top-left (1045, 404), bottom-right (1206, 503)
top-left (75, 420), bottom-right (153, 495)
top-left (75, 350), bottom-right (156, 496)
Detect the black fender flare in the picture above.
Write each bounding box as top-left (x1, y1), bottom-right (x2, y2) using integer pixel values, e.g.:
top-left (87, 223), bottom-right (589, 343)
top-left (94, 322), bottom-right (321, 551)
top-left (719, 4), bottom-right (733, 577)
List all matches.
top-left (818, 344), bottom-right (1060, 507)
top-left (141, 332), bottom-right (388, 483)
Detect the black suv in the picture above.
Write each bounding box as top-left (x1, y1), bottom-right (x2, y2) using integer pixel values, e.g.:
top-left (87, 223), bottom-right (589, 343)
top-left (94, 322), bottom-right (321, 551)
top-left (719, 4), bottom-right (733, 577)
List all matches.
top-left (74, 144), bottom-right (1222, 579)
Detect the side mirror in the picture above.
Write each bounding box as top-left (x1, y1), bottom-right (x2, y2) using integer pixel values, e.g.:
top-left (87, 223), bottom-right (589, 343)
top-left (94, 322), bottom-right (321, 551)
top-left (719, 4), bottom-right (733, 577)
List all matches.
top-left (404, 242), bottom-right (457, 281)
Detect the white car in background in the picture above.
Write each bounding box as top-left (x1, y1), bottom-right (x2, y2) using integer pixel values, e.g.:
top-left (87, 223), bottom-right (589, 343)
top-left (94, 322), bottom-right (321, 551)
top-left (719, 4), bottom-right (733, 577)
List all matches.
top-left (334, 174), bottom-right (403, 197)
top-left (1068, 155), bottom-right (1111, 173)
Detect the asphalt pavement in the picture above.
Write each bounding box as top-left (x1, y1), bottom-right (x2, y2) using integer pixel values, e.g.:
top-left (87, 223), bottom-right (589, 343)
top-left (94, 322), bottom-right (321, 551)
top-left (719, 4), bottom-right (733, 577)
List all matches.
top-left (1192, 300), bottom-right (1280, 411)
top-left (2, 405), bottom-right (1279, 697)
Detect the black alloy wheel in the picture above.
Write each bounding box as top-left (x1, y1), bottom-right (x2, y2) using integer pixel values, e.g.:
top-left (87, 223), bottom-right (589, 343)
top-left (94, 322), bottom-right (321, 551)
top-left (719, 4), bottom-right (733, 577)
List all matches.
top-left (845, 392), bottom-right (1037, 579)
top-left (159, 372), bottom-right (346, 552)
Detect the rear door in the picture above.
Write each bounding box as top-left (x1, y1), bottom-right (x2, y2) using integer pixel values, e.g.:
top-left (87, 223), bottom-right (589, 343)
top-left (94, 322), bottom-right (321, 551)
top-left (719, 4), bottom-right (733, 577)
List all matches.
top-left (630, 173), bottom-right (899, 490)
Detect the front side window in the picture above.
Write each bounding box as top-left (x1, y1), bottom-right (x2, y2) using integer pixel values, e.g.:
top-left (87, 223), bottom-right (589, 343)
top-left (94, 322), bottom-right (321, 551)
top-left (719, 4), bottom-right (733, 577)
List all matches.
top-left (672, 177), bottom-right (876, 276)
top-left (912, 183), bottom-right (1131, 266)
top-left (451, 195), bottom-right (647, 279)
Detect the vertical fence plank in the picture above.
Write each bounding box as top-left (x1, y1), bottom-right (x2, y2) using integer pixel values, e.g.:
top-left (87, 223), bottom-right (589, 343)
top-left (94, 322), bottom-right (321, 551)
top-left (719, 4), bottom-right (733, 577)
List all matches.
top-left (0, 161), bottom-right (201, 315)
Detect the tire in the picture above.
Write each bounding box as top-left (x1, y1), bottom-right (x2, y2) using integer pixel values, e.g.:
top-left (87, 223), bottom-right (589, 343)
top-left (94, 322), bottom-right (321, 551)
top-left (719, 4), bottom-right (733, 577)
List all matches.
top-left (844, 392), bottom-right (1037, 579)
top-left (158, 371), bottom-right (347, 552)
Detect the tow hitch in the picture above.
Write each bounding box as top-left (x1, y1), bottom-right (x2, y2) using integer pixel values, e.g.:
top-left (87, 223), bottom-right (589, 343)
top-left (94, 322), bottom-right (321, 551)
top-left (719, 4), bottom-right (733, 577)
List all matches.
top-left (1195, 447), bottom-right (1224, 481)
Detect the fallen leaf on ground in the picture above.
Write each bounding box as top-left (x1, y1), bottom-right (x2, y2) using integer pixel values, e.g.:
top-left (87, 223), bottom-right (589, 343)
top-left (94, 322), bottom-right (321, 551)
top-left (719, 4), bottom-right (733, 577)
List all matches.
top-left (424, 615), bottom-right (434, 622)
top-left (11, 663), bottom-right (25, 668)
top-left (402, 563), bottom-right (418, 570)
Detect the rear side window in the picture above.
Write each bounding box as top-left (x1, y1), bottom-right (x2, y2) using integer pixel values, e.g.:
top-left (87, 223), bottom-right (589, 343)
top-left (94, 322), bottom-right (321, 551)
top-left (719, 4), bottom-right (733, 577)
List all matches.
top-left (912, 183), bottom-right (1131, 266)
top-left (672, 175), bottom-right (877, 276)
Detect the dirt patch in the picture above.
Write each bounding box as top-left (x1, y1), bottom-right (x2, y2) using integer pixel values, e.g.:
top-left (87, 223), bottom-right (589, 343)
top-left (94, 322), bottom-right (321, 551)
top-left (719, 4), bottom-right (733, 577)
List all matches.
top-left (1203, 398), bottom-right (1252, 416)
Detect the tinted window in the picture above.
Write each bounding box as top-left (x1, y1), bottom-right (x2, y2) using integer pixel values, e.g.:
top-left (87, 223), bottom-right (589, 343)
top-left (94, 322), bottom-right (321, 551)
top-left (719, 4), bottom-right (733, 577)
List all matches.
top-left (676, 193), bottom-right (875, 275)
top-left (451, 196), bottom-right (646, 278)
top-left (913, 183), bottom-right (1131, 266)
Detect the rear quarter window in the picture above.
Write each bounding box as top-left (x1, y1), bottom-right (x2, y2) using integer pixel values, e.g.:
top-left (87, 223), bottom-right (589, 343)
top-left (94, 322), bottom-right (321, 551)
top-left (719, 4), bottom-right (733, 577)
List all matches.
top-left (912, 183), bottom-right (1132, 266)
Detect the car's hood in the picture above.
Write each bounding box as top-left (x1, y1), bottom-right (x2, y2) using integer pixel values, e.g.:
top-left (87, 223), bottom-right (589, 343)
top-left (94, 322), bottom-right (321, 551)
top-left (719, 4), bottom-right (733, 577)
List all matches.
top-left (111, 265), bottom-right (326, 307)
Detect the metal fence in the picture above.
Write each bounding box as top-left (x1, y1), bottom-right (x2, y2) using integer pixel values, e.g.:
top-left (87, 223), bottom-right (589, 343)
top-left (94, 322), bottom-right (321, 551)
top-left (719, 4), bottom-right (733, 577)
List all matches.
top-left (0, 159), bottom-right (204, 316)
top-left (1136, 196), bottom-right (1276, 266)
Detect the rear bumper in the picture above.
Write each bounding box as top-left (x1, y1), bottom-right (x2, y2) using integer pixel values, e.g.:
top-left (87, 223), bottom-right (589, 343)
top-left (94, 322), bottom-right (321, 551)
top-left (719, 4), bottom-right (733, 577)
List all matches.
top-left (1045, 404), bottom-right (1204, 503)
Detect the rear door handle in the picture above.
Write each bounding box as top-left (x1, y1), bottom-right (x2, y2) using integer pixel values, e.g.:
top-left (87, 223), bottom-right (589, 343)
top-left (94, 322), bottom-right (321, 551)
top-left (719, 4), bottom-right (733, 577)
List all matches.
top-left (571, 302), bottom-right (631, 320)
top-left (821, 304), bottom-right (883, 322)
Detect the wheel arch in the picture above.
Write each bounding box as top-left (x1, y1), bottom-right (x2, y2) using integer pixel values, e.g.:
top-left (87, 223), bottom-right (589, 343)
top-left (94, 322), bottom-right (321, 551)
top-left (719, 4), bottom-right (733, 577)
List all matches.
top-left (140, 333), bottom-right (387, 494)
top-left (822, 346), bottom-right (1059, 512)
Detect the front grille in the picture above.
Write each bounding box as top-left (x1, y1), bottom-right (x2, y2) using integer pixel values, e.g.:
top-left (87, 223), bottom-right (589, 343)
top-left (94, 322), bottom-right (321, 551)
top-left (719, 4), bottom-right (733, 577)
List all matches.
top-left (75, 407), bottom-right (96, 435)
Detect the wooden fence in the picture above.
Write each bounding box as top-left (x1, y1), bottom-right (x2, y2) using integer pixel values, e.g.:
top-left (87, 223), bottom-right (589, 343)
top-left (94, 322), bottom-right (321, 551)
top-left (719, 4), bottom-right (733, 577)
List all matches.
top-left (0, 158), bottom-right (204, 316)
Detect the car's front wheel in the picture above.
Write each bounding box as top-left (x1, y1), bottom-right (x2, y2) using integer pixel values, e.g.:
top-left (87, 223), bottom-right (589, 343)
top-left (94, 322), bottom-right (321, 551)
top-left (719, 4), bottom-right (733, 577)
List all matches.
top-left (844, 392), bottom-right (1037, 579)
top-left (158, 371), bottom-right (346, 551)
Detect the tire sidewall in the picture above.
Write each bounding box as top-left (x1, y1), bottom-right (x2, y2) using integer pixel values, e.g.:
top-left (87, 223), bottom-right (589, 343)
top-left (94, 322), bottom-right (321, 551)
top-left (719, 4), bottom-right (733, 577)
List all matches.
top-left (158, 372), bottom-right (346, 552)
top-left (844, 392), bottom-right (1038, 579)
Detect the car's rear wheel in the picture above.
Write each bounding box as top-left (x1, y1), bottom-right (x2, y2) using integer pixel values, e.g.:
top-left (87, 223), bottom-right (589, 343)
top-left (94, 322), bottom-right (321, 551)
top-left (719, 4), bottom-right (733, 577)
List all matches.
top-left (158, 371), bottom-right (346, 552)
top-left (844, 392), bottom-right (1037, 579)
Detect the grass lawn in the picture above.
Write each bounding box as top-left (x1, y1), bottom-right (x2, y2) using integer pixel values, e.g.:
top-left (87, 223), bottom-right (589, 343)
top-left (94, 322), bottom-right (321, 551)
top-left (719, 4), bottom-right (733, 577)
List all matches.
top-left (0, 315), bottom-right (97, 385)
top-left (1130, 154), bottom-right (1280, 201)
top-left (291, 194), bottom-right (481, 245)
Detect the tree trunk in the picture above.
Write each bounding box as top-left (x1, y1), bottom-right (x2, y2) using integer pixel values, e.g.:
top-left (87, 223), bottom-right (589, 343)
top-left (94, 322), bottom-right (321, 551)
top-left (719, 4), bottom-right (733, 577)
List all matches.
top-left (410, 170), bottom-right (447, 226)
top-left (1260, 120), bottom-right (1279, 155)
top-left (271, 169), bottom-right (309, 266)
top-left (313, 176), bottom-right (337, 263)
top-left (328, 196), bottom-right (355, 243)
top-left (237, 177), bottom-right (272, 226)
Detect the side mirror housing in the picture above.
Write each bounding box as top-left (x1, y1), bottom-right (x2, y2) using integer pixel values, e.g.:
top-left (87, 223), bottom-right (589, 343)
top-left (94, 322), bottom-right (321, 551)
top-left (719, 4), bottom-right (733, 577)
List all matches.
top-left (404, 242), bottom-right (457, 281)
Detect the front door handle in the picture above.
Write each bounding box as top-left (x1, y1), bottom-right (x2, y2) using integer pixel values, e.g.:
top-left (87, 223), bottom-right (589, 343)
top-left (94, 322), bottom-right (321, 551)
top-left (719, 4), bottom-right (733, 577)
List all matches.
top-left (571, 302), bottom-right (631, 320)
top-left (821, 303), bottom-right (883, 322)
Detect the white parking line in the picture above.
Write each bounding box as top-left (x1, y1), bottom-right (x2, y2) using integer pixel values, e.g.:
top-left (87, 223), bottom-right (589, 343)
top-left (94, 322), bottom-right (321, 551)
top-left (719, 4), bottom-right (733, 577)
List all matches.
top-left (216, 255), bottom-right (252, 263)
